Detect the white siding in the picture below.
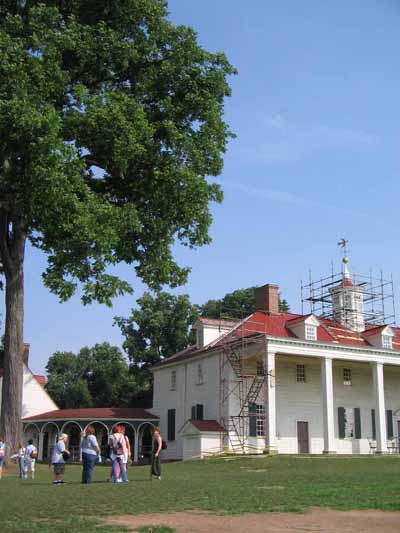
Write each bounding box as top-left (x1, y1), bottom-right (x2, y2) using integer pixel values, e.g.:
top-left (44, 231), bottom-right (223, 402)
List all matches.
top-left (275, 356), bottom-right (400, 455)
top-left (152, 354), bottom-right (221, 460)
top-left (0, 365), bottom-right (58, 419)
top-left (153, 349), bottom-right (400, 460)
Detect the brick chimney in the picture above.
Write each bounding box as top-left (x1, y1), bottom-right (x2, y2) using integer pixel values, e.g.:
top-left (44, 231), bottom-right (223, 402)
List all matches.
top-left (255, 284), bottom-right (280, 315)
top-left (23, 343), bottom-right (30, 366)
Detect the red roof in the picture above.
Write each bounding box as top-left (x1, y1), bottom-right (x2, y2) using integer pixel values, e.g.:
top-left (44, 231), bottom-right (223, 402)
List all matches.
top-left (153, 311), bottom-right (400, 368)
top-left (34, 375), bottom-right (47, 386)
top-left (189, 420), bottom-right (225, 432)
top-left (342, 279), bottom-right (353, 287)
top-left (23, 407), bottom-right (158, 422)
top-left (361, 325), bottom-right (388, 337)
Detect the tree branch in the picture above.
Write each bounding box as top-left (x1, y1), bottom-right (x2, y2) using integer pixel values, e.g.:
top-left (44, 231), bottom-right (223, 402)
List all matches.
top-left (81, 154), bottom-right (103, 169)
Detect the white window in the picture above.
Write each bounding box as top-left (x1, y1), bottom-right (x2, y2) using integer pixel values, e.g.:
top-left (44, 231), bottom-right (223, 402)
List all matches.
top-left (196, 363), bottom-right (204, 385)
top-left (382, 335), bottom-right (392, 349)
top-left (256, 405), bottom-right (265, 436)
top-left (170, 370), bottom-right (177, 390)
top-left (305, 325), bottom-right (317, 341)
top-left (296, 364), bottom-right (306, 383)
top-left (343, 368), bottom-right (352, 386)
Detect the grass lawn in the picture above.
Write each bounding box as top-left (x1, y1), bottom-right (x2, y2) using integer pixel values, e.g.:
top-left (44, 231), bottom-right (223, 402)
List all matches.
top-left (1, 455), bottom-right (400, 532)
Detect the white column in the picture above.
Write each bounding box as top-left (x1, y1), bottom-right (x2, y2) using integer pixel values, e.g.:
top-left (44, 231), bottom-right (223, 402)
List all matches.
top-left (321, 357), bottom-right (336, 453)
top-left (38, 431), bottom-right (44, 461)
top-left (133, 429), bottom-right (139, 463)
top-left (372, 362), bottom-right (387, 453)
top-left (265, 349), bottom-right (277, 453)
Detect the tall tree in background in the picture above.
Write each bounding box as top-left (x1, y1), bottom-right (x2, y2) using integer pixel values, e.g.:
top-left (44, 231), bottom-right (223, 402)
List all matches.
top-left (0, 1), bottom-right (234, 450)
top-left (46, 343), bottom-right (138, 408)
top-left (116, 292), bottom-right (199, 388)
top-left (201, 286), bottom-right (290, 319)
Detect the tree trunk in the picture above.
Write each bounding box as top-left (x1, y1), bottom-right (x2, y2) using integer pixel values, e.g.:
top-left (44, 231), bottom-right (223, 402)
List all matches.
top-left (0, 215), bottom-right (26, 456)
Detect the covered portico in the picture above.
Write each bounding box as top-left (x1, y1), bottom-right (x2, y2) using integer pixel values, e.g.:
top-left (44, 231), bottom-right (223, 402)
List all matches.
top-left (266, 338), bottom-right (400, 455)
top-left (23, 407), bottom-right (159, 463)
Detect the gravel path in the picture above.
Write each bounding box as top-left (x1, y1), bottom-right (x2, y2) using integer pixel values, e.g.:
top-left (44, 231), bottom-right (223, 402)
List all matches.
top-left (106, 508), bottom-right (400, 532)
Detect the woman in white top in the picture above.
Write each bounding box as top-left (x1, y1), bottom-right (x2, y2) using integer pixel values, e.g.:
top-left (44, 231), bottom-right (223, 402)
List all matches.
top-left (81, 426), bottom-right (100, 484)
top-left (24, 439), bottom-right (37, 480)
top-left (120, 426), bottom-right (131, 481)
top-left (108, 425), bottom-right (128, 483)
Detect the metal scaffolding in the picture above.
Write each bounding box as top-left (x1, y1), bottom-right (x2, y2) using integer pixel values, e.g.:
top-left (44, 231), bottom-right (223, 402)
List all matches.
top-left (301, 269), bottom-right (396, 327)
top-left (216, 316), bottom-right (269, 454)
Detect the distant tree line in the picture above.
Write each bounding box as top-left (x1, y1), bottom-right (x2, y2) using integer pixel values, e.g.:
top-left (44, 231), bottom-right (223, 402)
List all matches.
top-left (45, 287), bottom-right (290, 408)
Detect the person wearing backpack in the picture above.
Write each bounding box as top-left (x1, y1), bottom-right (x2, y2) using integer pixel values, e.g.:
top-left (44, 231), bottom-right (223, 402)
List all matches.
top-left (0, 437), bottom-right (5, 479)
top-left (80, 426), bottom-right (101, 484)
top-left (25, 439), bottom-right (38, 480)
top-left (108, 425), bottom-right (128, 483)
top-left (150, 426), bottom-right (165, 480)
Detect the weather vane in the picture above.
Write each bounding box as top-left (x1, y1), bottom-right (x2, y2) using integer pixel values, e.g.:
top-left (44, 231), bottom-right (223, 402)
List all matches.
top-left (337, 238), bottom-right (349, 258)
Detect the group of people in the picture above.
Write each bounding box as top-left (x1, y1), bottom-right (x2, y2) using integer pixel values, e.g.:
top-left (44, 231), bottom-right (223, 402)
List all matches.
top-left (50, 425), bottom-right (163, 485)
top-left (0, 425), bottom-right (164, 484)
top-left (0, 437), bottom-right (38, 480)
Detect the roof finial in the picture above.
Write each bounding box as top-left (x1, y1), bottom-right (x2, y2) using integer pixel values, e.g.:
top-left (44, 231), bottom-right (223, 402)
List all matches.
top-left (337, 238), bottom-right (351, 282)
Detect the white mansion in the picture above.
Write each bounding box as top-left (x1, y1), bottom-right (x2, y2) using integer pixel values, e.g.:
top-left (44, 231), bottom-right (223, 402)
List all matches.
top-left (152, 258), bottom-right (400, 460)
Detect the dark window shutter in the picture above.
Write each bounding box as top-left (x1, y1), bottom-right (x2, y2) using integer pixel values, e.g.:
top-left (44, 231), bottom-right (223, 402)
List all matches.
top-left (168, 409), bottom-right (176, 441)
top-left (354, 408), bottom-right (361, 439)
top-left (249, 402), bottom-right (257, 437)
top-left (196, 404), bottom-right (204, 421)
top-left (338, 407), bottom-right (346, 439)
top-left (191, 406), bottom-right (196, 420)
top-left (386, 410), bottom-right (393, 439)
top-left (371, 409), bottom-right (376, 440)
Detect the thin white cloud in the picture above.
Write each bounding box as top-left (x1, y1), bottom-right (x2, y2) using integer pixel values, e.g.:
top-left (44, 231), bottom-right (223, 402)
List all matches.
top-left (226, 181), bottom-right (367, 217)
top-left (259, 115), bottom-right (379, 163)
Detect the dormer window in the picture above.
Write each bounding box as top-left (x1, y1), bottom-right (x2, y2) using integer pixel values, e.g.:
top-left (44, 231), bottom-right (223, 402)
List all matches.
top-left (305, 325), bottom-right (317, 341)
top-left (382, 335), bottom-right (392, 350)
top-left (287, 314), bottom-right (320, 341)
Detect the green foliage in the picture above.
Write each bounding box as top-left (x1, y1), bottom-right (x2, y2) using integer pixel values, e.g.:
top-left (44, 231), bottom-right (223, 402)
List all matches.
top-left (201, 287), bottom-right (290, 319)
top-left (117, 287), bottom-right (290, 393)
top-left (116, 291), bottom-right (199, 386)
top-left (45, 343), bottom-right (137, 408)
top-left (0, 0), bottom-right (235, 303)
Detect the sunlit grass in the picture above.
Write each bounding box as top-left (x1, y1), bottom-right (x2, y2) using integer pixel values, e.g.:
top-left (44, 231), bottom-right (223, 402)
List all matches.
top-left (1, 455), bottom-right (400, 531)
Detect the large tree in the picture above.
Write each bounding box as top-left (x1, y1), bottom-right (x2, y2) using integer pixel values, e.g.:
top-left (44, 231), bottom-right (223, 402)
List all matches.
top-left (116, 291), bottom-right (199, 387)
top-left (0, 1), bottom-right (234, 450)
top-left (45, 343), bottom-right (138, 408)
top-left (201, 287), bottom-right (290, 319)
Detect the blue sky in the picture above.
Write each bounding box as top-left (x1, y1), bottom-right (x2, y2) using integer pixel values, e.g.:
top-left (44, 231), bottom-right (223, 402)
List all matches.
top-left (5, 1), bottom-right (400, 373)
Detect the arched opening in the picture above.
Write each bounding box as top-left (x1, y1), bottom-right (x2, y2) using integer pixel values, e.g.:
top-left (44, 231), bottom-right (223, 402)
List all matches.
top-left (137, 422), bottom-right (156, 464)
top-left (111, 422), bottom-right (136, 464)
top-left (23, 423), bottom-right (40, 448)
top-left (41, 422), bottom-right (60, 461)
top-left (60, 422), bottom-right (83, 462)
top-left (84, 421), bottom-right (110, 459)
